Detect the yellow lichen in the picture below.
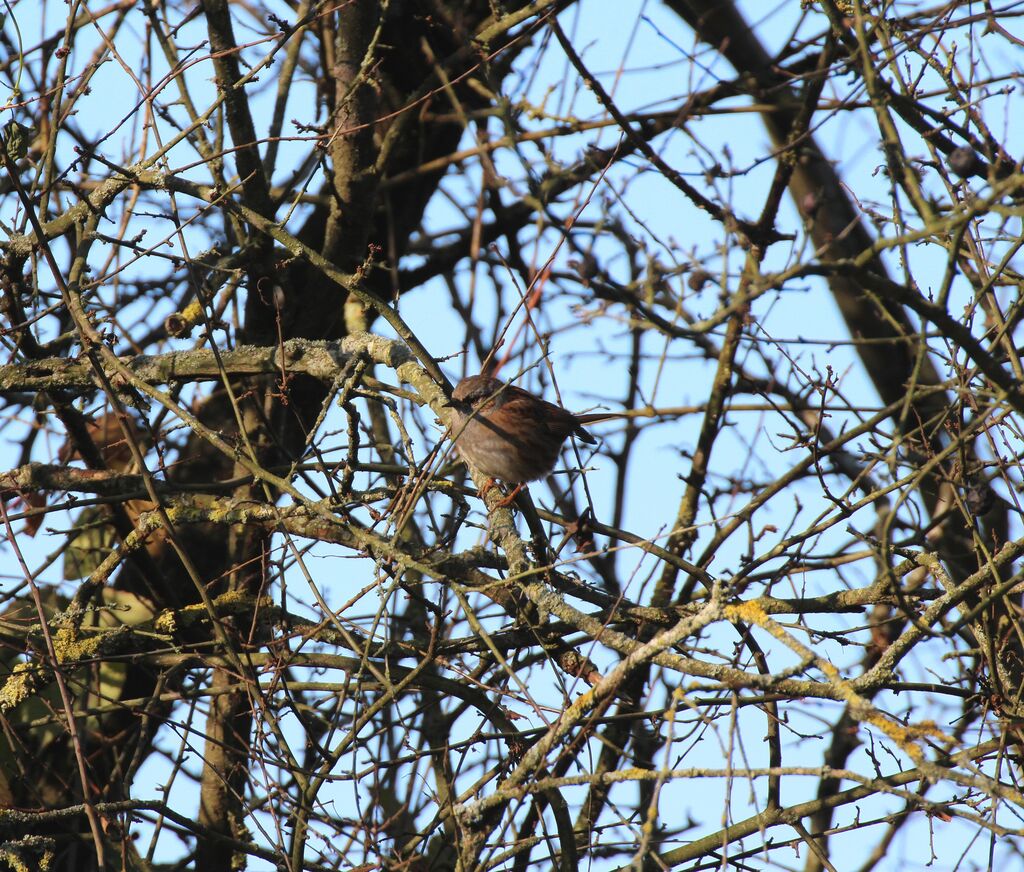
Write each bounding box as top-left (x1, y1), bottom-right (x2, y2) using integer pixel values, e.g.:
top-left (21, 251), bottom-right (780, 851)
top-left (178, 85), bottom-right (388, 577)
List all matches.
top-left (0, 662), bottom-right (38, 711)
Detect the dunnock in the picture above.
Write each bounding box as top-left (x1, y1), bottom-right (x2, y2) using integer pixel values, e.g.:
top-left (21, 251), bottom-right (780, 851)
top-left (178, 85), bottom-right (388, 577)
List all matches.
top-left (447, 374), bottom-right (598, 487)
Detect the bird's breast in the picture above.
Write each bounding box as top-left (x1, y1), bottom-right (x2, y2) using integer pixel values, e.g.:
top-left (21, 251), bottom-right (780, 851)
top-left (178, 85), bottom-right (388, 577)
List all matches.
top-left (453, 414), bottom-right (561, 483)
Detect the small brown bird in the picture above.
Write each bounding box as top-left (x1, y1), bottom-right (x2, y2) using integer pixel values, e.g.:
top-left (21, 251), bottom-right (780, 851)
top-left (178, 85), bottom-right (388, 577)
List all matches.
top-left (447, 374), bottom-right (598, 488)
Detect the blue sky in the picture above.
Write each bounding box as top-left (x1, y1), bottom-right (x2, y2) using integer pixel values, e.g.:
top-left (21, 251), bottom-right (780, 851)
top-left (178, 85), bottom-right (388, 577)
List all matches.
top-left (3, 1), bottom-right (1024, 868)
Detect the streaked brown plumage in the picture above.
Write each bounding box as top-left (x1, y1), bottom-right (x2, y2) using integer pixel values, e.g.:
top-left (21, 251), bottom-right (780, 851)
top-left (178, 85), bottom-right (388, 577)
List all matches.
top-left (448, 375), bottom-right (597, 484)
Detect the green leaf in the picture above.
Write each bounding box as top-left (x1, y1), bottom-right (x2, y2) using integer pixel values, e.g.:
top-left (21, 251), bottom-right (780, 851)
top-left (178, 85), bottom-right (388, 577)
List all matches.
top-left (2, 120), bottom-right (31, 162)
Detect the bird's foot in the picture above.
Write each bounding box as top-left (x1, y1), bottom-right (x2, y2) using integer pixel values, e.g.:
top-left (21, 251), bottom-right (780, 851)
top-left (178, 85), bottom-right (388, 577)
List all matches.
top-left (494, 483), bottom-right (524, 507)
